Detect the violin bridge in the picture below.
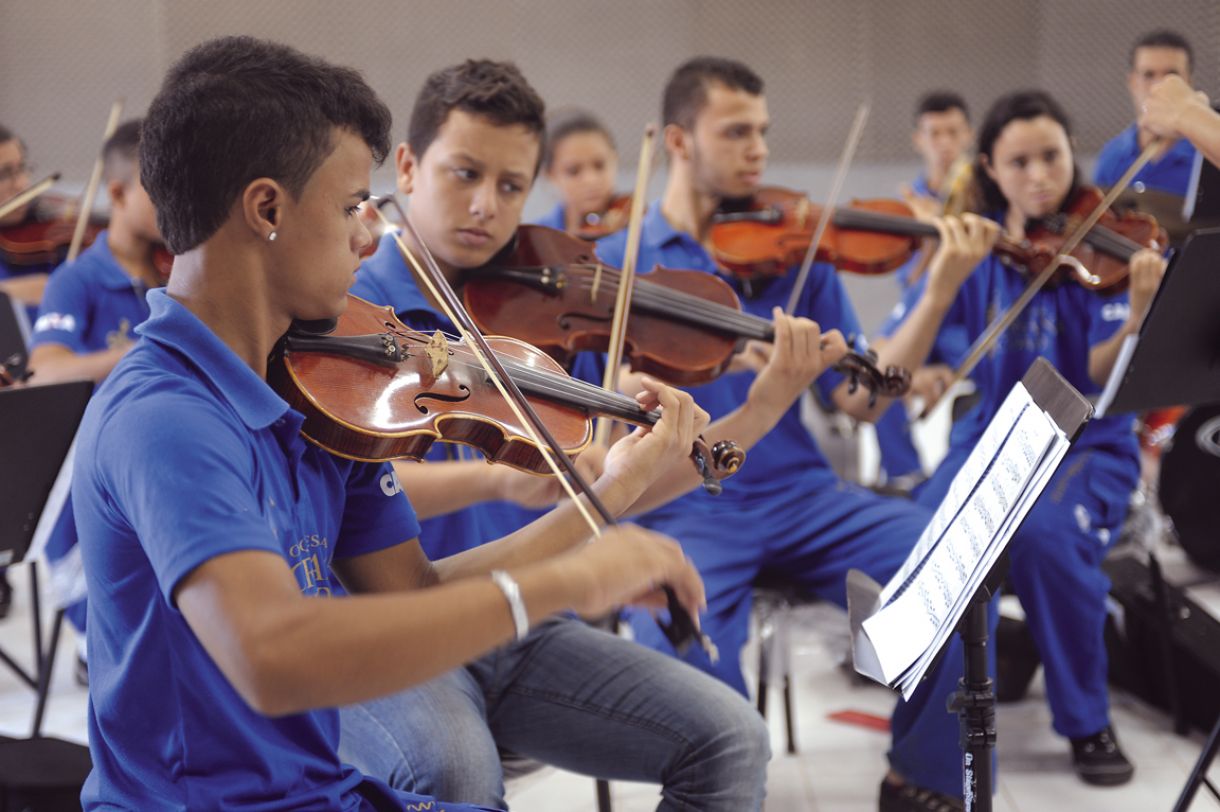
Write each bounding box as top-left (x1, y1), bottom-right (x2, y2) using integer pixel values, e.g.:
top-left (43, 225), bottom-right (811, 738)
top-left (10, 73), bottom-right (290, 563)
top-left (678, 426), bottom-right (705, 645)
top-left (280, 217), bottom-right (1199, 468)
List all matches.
top-left (425, 330), bottom-right (450, 378)
top-left (590, 263), bottom-right (603, 304)
top-left (796, 196), bottom-right (810, 229)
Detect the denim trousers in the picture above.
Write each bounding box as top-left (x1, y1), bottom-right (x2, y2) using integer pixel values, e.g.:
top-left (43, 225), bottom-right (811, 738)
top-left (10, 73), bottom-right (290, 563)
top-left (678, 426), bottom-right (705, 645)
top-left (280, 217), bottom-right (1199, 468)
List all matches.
top-left (339, 617), bottom-right (770, 811)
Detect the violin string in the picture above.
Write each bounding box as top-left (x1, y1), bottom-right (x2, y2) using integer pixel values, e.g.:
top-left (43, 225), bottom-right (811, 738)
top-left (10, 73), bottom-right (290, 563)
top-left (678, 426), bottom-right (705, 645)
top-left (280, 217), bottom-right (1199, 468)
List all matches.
top-left (373, 201), bottom-right (607, 536)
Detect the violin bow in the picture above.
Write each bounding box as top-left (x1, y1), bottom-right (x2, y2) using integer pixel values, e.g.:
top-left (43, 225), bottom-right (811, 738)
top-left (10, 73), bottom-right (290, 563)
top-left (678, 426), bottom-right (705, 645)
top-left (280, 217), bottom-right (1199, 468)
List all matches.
top-left (0, 173), bottom-right (61, 222)
top-left (938, 139), bottom-right (1164, 399)
top-left (593, 123), bottom-right (657, 448)
top-left (371, 197), bottom-right (716, 659)
top-left (785, 102), bottom-right (870, 315)
top-left (67, 98), bottom-right (124, 263)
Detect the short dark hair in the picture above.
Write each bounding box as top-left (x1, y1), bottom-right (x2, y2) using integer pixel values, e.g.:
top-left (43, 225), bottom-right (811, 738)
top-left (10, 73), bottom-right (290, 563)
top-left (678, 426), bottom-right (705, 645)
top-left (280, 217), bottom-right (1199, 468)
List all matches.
top-left (141, 36), bottom-right (392, 254)
top-left (975, 90), bottom-right (1078, 213)
top-left (662, 57), bottom-right (764, 130)
top-left (542, 109), bottom-right (615, 172)
top-left (915, 91), bottom-right (969, 124)
top-left (408, 60), bottom-right (546, 173)
top-left (0, 124), bottom-right (25, 157)
top-left (1130, 29), bottom-right (1193, 73)
top-left (103, 119), bottom-right (142, 184)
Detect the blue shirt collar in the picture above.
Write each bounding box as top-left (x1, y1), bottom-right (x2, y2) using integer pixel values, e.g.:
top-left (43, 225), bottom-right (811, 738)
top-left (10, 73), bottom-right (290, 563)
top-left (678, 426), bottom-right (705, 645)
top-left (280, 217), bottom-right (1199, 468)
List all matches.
top-left (82, 230), bottom-right (142, 291)
top-left (641, 201), bottom-right (690, 252)
top-left (361, 234), bottom-right (439, 320)
top-left (135, 289), bottom-right (291, 431)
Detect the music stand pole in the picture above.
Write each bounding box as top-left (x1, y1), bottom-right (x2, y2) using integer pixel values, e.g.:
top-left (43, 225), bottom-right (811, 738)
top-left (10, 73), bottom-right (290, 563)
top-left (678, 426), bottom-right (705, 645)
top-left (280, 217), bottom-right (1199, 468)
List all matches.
top-left (949, 581), bottom-right (1000, 812)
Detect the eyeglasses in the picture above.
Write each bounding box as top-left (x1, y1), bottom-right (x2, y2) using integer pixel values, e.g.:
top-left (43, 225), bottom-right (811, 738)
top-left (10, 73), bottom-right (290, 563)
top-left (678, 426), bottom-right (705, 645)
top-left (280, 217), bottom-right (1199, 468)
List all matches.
top-left (0, 162), bottom-right (33, 185)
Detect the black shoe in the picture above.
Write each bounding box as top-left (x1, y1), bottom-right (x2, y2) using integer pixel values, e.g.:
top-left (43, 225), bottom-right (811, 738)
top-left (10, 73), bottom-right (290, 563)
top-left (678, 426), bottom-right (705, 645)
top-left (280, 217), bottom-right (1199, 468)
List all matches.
top-left (0, 570), bottom-right (11, 620)
top-left (879, 779), bottom-right (963, 812)
top-left (1070, 725), bottom-right (1134, 786)
top-left (74, 654), bottom-right (89, 688)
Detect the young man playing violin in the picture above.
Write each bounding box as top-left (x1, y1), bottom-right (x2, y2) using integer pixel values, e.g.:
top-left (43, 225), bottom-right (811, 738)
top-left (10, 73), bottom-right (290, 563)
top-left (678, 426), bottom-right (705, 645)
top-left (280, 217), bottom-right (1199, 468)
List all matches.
top-left (74, 36), bottom-right (715, 811)
top-left (873, 91), bottom-right (976, 488)
top-left (594, 56), bottom-right (1003, 812)
top-left (1094, 29), bottom-right (1197, 196)
top-left (24, 118), bottom-right (164, 678)
top-left (342, 58), bottom-right (784, 811)
top-left (882, 89), bottom-right (1167, 788)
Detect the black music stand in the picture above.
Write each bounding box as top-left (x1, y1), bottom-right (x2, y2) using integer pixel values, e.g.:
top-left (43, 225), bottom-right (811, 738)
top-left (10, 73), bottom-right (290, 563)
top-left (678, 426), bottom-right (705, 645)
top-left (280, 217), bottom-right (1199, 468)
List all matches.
top-left (850, 360), bottom-right (1092, 812)
top-left (0, 381), bottom-right (92, 736)
top-left (0, 291), bottom-right (29, 383)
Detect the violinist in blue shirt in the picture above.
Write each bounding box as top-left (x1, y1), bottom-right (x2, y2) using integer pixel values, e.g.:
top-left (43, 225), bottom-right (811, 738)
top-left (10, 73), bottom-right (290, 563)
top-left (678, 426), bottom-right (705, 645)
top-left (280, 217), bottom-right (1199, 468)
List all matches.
top-left (1094, 29), bottom-right (1197, 196)
top-left (26, 118), bottom-right (164, 662)
top-left (0, 123), bottom-right (54, 314)
top-left (341, 58), bottom-right (792, 812)
top-left (74, 36), bottom-right (714, 812)
top-left (596, 56), bottom-right (1005, 812)
top-left (883, 90), bottom-right (1167, 789)
top-left (874, 91), bottom-right (975, 486)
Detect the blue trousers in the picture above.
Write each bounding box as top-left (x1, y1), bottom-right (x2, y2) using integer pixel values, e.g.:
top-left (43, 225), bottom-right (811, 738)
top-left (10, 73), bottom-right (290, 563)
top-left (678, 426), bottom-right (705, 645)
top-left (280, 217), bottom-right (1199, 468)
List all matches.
top-left (339, 617), bottom-right (770, 811)
top-left (629, 479), bottom-right (973, 799)
top-left (915, 443), bottom-right (1138, 739)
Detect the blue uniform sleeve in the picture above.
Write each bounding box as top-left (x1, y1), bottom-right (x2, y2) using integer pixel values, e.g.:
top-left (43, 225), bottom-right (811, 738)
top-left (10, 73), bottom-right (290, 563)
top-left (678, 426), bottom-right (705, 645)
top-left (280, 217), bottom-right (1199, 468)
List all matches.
top-left (31, 262), bottom-right (90, 351)
top-left (333, 462), bottom-right (421, 558)
top-left (92, 391), bottom-right (285, 604)
top-left (594, 230), bottom-right (627, 268)
top-left (1087, 288), bottom-right (1131, 348)
top-left (795, 263), bottom-right (862, 405)
top-left (1092, 137), bottom-right (1124, 188)
top-left (878, 272), bottom-right (970, 367)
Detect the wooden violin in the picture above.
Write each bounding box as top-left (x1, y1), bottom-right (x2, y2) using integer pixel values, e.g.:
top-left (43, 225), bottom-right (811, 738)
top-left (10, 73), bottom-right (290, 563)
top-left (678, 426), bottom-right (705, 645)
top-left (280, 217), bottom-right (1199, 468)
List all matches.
top-left (269, 294), bottom-right (744, 489)
top-left (709, 185), bottom-right (1164, 293)
top-left (462, 225), bottom-right (910, 404)
top-left (573, 193), bottom-right (631, 241)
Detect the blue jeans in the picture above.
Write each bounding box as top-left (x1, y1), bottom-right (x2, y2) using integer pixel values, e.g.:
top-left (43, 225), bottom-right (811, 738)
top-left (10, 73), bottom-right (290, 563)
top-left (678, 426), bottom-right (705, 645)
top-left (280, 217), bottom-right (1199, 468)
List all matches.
top-left (339, 617), bottom-right (770, 811)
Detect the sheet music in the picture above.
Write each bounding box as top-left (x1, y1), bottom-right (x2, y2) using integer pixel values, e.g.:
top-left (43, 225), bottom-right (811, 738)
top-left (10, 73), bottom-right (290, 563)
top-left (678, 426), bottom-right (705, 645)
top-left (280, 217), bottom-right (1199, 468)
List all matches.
top-left (857, 381), bottom-right (1069, 698)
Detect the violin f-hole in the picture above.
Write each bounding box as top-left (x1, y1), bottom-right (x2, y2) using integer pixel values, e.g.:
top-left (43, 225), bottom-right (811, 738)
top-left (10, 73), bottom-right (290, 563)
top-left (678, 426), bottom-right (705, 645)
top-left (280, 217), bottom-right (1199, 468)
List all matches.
top-left (413, 385), bottom-right (471, 415)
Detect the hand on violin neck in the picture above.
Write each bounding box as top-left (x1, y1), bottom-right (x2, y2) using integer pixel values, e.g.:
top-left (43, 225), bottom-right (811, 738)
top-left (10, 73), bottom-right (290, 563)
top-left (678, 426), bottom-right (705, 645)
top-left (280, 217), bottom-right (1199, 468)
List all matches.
top-left (924, 213), bottom-right (1000, 307)
top-left (557, 524), bottom-right (706, 622)
top-left (1124, 248), bottom-right (1168, 331)
top-left (601, 377), bottom-right (709, 510)
top-left (905, 363), bottom-right (955, 413)
top-left (1139, 74), bottom-right (1210, 142)
top-left (745, 310), bottom-right (840, 419)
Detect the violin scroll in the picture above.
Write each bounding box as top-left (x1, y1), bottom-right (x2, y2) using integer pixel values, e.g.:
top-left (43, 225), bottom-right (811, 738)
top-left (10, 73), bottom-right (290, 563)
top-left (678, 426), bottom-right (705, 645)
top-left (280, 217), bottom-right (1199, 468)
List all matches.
top-left (835, 348), bottom-right (911, 409)
top-left (690, 437), bottom-right (747, 496)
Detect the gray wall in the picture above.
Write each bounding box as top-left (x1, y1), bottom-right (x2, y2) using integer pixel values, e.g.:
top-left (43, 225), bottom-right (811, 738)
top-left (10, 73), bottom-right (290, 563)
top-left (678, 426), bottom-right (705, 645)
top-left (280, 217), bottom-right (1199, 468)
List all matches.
top-left (2, 0), bottom-right (1216, 327)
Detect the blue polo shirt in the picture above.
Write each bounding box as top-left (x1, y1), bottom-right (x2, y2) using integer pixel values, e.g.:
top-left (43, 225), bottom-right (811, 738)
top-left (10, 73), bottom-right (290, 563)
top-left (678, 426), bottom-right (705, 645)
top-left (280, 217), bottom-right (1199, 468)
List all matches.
top-left (74, 289), bottom-right (436, 811)
top-left (31, 231), bottom-right (151, 352)
top-left (532, 201), bottom-right (567, 230)
top-left (1094, 125), bottom-right (1197, 196)
top-left (882, 210), bottom-right (1139, 457)
top-left (352, 235), bottom-right (544, 560)
top-left (596, 202), bottom-right (854, 521)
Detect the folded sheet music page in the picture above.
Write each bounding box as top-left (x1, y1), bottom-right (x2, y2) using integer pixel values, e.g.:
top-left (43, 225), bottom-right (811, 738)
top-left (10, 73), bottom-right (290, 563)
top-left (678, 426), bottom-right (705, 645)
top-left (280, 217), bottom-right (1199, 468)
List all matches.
top-left (858, 380), bottom-right (1071, 699)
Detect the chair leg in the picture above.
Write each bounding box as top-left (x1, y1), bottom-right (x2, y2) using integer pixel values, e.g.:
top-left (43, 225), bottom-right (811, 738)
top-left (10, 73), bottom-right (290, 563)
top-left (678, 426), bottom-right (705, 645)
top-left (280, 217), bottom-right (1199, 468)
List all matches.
top-left (756, 612), bottom-right (772, 718)
top-left (31, 609), bottom-right (66, 738)
top-left (595, 778), bottom-right (612, 812)
top-left (777, 607), bottom-right (797, 754)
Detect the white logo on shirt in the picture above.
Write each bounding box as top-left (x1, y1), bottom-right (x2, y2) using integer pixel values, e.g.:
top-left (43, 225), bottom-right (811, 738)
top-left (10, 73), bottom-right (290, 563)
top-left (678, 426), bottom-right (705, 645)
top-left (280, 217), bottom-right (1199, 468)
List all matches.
top-left (33, 312), bottom-right (77, 334)
top-left (1101, 302), bottom-right (1130, 322)
top-left (380, 470), bottom-right (403, 497)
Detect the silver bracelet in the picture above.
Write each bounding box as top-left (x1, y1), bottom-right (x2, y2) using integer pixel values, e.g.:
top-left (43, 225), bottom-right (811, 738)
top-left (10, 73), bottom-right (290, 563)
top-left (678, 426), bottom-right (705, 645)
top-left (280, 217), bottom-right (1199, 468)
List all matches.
top-left (490, 570), bottom-right (529, 641)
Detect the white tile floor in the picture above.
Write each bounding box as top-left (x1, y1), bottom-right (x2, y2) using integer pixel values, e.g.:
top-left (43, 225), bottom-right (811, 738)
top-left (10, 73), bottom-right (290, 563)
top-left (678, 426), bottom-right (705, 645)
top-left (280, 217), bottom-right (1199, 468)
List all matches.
top-left (4, 552), bottom-right (1219, 812)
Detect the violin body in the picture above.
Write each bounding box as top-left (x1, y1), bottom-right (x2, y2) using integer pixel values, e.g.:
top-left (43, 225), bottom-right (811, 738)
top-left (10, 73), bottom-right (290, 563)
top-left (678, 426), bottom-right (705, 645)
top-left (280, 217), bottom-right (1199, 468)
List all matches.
top-left (710, 186), bottom-right (921, 279)
top-left (0, 194), bottom-right (104, 268)
top-left (269, 295), bottom-right (591, 473)
top-left (998, 185), bottom-right (1166, 292)
top-left (465, 225), bottom-right (742, 385)
top-left (574, 193), bottom-right (631, 240)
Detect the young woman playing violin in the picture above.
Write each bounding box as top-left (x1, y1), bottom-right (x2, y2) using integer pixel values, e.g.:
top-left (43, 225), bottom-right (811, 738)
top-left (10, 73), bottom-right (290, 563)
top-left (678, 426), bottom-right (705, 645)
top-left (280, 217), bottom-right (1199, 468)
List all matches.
top-left (0, 124), bottom-right (59, 309)
top-left (534, 109), bottom-right (630, 239)
top-left (882, 89), bottom-right (1167, 789)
